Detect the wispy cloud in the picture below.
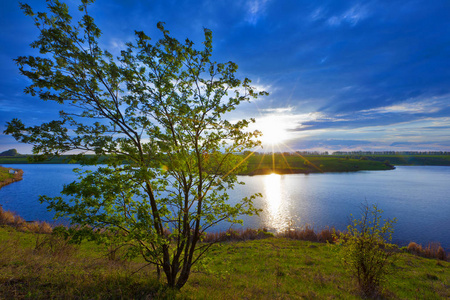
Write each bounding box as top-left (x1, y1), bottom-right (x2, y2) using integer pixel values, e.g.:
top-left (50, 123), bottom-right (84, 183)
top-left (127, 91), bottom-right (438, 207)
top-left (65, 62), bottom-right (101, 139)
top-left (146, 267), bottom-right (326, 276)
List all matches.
top-left (327, 4), bottom-right (369, 27)
top-left (260, 107), bottom-right (293, 114)
top-left (361, 98), bottom-right (449, 115)
top-left (288, 95), bottom-right (450, 141)
top-left (245, 0), bottom-right (270, 25)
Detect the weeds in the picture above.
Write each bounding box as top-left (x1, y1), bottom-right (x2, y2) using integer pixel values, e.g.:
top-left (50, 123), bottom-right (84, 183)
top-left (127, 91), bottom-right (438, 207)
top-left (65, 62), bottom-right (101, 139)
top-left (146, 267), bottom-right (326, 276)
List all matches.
top-left (34, 230), bottom-right (78, 258)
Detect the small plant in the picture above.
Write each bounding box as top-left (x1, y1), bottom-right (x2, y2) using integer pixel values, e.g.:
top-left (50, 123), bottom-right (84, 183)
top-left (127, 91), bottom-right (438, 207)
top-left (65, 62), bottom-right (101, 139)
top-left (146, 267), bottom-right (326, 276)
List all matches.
top-left (334, 203), bottom-right (397, 297)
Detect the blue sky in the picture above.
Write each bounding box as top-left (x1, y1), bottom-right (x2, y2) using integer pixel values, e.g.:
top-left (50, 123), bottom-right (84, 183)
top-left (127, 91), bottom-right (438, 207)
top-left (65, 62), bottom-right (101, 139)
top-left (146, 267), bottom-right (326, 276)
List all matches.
top-left (1, 0), bottom-right (449, 153)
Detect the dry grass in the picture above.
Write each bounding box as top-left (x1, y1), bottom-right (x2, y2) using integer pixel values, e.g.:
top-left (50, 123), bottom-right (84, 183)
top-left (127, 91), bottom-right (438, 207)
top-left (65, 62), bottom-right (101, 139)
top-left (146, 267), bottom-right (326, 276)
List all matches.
top-left (0, 208), bottom-right (16, 224)
top-left (407, 241), bottom-right (448, 261)
top-left (278, 225), bottom-right (335, 243)
top-left (0, 229), bottom-right (165, 299)
top-left (1, 225), bottom-right (449, 299)
top-left (203, 228), bottom-right (274, 243)
top-left (0, 207), bottom-right (53, 234)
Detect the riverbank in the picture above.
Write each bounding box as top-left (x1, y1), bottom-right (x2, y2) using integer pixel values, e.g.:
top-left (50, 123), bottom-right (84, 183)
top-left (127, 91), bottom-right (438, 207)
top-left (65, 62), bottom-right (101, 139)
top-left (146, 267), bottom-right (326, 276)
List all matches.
top-left (0, 223), bottom-right (448, 299)
top-left (0, 166), bottom-right (23, 190)
top-left (0, 154), bottom-right (396, 174)
top-left (243, 154), bottom-right (395, 175)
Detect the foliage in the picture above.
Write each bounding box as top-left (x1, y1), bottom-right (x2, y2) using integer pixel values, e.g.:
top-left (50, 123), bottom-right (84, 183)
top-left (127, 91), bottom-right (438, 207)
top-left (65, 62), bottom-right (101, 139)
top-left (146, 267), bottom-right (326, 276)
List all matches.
top-left (333, 203), bottom-right (398, 297)
top-left (5, 0), bottom-right (266, 289)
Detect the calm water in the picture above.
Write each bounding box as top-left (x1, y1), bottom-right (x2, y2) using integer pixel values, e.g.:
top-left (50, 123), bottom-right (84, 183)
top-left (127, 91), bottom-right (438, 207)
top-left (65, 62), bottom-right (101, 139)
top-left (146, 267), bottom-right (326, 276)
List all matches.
top-left (1, 164), bottom-right (449, 249)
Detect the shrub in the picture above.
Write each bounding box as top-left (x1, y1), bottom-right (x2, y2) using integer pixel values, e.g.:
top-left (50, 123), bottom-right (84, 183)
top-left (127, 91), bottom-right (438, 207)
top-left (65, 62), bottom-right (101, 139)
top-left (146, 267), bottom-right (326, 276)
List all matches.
top-left (424, 242), bottom-right (441, 259)
top-left (23, 221), bottom-right (41, 233)
top-left (407, 242), bottom-right (422, 255)
top-left (334, 203), bottom-right (397, 297)
top-left (437, 246), bottom-right (446, 261)
top-left (39, 222), bottom-right (53, 234)
top-left (317, 227), bottom-right (334, 243)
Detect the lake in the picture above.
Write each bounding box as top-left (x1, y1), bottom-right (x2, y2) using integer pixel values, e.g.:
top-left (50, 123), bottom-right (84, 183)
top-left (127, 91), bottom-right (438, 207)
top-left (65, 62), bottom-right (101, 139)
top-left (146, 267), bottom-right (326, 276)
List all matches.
top-left (1, 164), bottom-right (449, 249)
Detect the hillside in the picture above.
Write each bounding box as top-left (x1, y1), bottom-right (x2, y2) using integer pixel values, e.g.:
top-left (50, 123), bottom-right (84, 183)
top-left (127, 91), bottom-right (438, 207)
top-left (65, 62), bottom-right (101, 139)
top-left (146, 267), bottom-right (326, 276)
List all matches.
top-left (0, 149), bottom-right (20, 157)
top-left (0, 226), bottom-right (448, 299)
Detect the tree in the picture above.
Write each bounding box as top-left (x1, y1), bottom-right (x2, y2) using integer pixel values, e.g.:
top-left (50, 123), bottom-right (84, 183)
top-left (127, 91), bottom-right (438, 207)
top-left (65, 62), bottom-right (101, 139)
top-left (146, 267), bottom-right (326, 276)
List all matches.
top-left (5, 0), bottom-right (267, 289)
top-left (334, 203), bottom-right (397, 297)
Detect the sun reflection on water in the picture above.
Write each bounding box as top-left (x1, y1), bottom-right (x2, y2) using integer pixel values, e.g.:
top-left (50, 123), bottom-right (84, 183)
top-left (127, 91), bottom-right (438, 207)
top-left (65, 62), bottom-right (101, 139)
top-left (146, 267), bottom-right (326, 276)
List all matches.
top-left (263, 173), bottom-right (292, 232)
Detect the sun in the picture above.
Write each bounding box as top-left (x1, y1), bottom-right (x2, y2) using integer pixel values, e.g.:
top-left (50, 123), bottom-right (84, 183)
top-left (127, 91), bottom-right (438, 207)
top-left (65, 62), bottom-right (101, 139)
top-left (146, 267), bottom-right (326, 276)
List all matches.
top-left (255, 116), bottom-right (291, 146)
top-left (259, 124), bottom-right (286, 145)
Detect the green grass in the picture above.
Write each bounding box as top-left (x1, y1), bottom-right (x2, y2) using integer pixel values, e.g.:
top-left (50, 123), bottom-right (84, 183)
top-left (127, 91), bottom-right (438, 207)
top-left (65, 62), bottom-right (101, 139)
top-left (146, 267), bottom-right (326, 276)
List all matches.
top-left (2, 153), bottom-right (449, 174)
top-left (0, 155), bottom-right (89, 164)
top-left (0, 166), bottom-right (14, 182)
top-left (0, 166), bottom-right (23, 189)
top-left (242, 153), bottom-right (394, 174)
top-left (0, 226), bottom-right (448, 299)
top-left (333, 154), bottom-right (450, 166)
top-left (1, 153), bottom-right (450, 168)
top-left (0, 153), bottom-right (395, 175)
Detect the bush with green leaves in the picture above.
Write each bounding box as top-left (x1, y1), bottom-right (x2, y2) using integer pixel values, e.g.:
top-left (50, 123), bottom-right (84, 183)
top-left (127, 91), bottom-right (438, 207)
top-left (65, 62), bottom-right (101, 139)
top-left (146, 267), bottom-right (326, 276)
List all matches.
top-left (334, 203), bottom-right (397, 297)
top-left (5, 0), bottom-right (266, 289)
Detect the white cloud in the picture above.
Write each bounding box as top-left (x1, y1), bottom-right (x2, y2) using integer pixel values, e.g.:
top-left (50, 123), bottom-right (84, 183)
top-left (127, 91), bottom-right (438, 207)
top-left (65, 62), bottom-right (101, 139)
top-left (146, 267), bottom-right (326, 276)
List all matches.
top-left (261, 107), bottom-right (293, 113)
top-left (361, 98), bottom-right (449, 115)
top-left (327, 4), bottom-right (368, 27)
top-left (245, 0), bottom-right (270, 25)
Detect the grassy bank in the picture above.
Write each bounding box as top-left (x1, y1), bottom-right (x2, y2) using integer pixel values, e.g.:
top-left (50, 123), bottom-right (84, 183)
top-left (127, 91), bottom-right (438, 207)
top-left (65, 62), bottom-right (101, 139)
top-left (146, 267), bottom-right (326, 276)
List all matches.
top-left (333, 154), bottom-right (450, 166)
top-left (243, 153), bottom-right (394, 174)
top-left (0, 153), bottom-right (395, 174)
top-left (0, 166), bottom-right (23, 189)
top-left (0, 223), bottom-right (448, 299)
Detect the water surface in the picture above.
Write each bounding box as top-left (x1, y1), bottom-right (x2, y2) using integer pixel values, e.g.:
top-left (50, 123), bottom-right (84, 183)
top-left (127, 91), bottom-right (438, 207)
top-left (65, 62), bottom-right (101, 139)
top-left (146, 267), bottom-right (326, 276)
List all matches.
top-left (1, 164), bottom-right (449, 249)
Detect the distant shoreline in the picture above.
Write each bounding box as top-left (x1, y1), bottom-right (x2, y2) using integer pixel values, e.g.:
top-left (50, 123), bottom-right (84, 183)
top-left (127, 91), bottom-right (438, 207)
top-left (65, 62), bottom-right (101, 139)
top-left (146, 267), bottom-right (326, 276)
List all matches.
top-left (239, 166), bottom-right (395, 176)
top-left (0, 166), bottom-right (24, 190)
top-left (2, 153), bottom-right (450, 176)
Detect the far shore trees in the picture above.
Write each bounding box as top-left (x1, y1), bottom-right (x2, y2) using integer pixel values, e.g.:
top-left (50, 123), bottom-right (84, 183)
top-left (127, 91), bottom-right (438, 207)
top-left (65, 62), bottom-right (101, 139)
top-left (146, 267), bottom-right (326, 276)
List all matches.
top-left (5, 0), bottom-right (266, 289)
